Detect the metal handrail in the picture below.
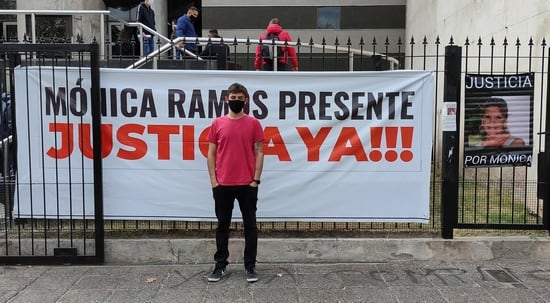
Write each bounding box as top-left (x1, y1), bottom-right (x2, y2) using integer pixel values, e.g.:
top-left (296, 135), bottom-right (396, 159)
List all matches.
top-left (107, 13), bottom-right (172, 58)
top-left (0, 9), bottom-right (400, 70)
top-left (1, 135), bottom-right (12, 178)
top-left (126, 37), bottom-right (201, 69)
top-left (126, 37), bottom-right (400, 70)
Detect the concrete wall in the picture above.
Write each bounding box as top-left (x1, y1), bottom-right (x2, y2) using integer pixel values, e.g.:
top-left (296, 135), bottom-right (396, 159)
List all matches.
top-left (201, 0), bottom-right (407, 54)
top-left (16, 0), bottom-right (106, 43)
top-left (151, 0), bottom-right (167, 39)
top-left (406, 0), bottom-right (550, 45)
top-left (3, 237), bottom-right (550, 264)
top-left (17, 0), bottom-right (104, 10)
top-left (405, 0), bottom-right (549, 187)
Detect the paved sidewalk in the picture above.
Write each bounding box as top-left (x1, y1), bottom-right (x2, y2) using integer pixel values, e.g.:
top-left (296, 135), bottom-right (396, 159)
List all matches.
top-left (1, 260), bottom-right (549, 303)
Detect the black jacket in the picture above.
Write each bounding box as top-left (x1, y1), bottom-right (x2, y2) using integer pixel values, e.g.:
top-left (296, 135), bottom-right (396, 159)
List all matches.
top-left (137, 2), bottom-right (156, 35)
top-left (201, 43), bottom-right (230, 70)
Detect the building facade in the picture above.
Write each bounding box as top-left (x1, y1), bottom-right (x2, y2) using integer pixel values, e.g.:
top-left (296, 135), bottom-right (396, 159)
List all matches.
top-left (1, 0), bottom-right (406, 53)
top-left (200, 0), bottom-right (405, 54)
top-left (0, 0), bottom-right (548, 58)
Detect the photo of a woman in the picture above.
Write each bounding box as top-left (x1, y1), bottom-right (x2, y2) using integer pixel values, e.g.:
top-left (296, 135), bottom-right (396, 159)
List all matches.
top-left (463, 73), bottom-right (533, 167)
top-left (478, 97), bottom-right (525, 147)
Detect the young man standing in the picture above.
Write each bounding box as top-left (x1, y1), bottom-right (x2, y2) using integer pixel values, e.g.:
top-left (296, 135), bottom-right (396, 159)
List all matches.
top-left (207, 83), bottom-right (264, 283)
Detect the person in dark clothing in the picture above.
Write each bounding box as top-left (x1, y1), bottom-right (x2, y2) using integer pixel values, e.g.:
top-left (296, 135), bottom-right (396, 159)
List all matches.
top-left (136, 0), bottom-right (156, 56)
top-left (176, 6), bottom-right (199, 56)
top-left (200, 29), bottom-right (230, 70)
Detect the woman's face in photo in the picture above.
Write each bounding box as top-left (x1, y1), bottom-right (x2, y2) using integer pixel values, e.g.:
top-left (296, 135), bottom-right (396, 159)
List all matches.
top-left (481, 105), bottom-right (506, 137)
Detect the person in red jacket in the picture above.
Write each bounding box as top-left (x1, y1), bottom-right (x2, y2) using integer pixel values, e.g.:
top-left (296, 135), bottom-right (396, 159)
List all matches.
top-left (255, 18), bottom-right (299, 71)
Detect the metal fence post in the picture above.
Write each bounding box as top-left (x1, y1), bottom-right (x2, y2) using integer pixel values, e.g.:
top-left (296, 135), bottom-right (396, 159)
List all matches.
top-left (544, 54), bottom-right (550, 234)
top-left (441, 45), bottom-right (462, 239)
top-left (90, 42), bottom-right (105, 262)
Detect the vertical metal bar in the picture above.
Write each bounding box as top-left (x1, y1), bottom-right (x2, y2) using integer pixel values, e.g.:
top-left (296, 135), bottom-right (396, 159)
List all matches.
top-left (1, 53), bottom-right (11, 254)
top-left (89, 43), bottom-right (104, 262)
top-left (473, 38), bottom-right (483, 223)
top-left (31, 13), bottom-right (36, 44)
top-left (49, 56), bottom-right (61, 250)
top-left (538, 39), bottom-right (547, 225)
top-left (501, 38), bottom-right (508, 224)
top-left (544, 48), bottom-right (550, 233)
top-left (409, 37), bottom-right (414, 69)
top-left (461, 38), bottom-right (470, 225)
top-left (76, 50), bottom-right (87, 255)
top-left (63, 52), bottom-right (74, 246)
top-left (22, 53), bottom-right (33, 255)
top-left (441, 45), bottom-right (462, 239)
top-left (433, 37), bottom-right (441, 229)
top-left (334, 38), bottom-right (339, 68)
top-left (100, 14), bottom-right (105, 59)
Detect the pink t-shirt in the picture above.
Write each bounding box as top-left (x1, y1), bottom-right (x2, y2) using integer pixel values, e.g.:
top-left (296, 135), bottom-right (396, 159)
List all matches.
top-left (207, 115), bottom-right (264, 185)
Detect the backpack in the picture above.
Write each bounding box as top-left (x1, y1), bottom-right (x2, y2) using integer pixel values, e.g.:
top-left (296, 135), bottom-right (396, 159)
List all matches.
top-left (261, 32), bottom-right (285, 62)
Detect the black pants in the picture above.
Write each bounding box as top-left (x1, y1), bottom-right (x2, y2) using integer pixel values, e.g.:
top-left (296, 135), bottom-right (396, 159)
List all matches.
top-left (212, 185), bottom-right (258, 270)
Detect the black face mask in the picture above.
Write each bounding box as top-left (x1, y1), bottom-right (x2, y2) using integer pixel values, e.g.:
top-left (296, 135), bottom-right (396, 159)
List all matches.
top-left (228, 100), bottom-right (245, 113)
top-left (190, 16), bottom-right (197, 22)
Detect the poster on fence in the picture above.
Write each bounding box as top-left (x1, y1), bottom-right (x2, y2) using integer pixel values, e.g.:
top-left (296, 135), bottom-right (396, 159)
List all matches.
top-left (14, 68), bottom-right (434, 222)
top-left (463, 73), bottom-right (534, 167)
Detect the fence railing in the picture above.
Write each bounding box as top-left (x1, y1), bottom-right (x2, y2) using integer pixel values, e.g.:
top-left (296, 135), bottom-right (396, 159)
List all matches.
top-left (0, 9), bottom-right (548, 236)
top-left (127, 36), bottom-right (401, 71)
top-left (0, 9), bottom-right (401, 72)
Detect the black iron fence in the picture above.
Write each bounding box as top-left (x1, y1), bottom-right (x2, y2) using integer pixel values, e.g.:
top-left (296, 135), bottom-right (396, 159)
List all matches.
top-left (441, 40), bottom-right (549, 238)
top-left (0, 35), bottom-right (548, 248)
top-left (0, 43), bottom-right (104, 264)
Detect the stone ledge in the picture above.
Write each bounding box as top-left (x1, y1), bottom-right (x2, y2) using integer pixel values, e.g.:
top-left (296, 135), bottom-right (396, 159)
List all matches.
top-left (103, 237), bottom-right (550, 264)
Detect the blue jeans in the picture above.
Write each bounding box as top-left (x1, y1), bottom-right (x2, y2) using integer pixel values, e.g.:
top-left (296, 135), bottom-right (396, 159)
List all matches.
top-left (143, 36), bottom-right (154, 56)
top-left (212, 185), bottom-right (258, 270)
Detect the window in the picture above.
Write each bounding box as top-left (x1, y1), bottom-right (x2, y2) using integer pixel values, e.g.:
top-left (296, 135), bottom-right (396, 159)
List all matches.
top-left (25, 15), bottom-right (72, 41)
top-left (317, 7), bottom-right (341, 29)
top-left (3, 22), bottom-right (16, 41)
top-left (107, 6), bottom-right (140, 57)
top-left (108, 6), bottom-right (139, 22)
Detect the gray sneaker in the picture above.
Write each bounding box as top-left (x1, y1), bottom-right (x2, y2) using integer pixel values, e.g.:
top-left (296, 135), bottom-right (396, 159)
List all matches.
top-left (246, 267), bottom-right (258, 283)
top-left (208, 267), bottom-right (224, 282)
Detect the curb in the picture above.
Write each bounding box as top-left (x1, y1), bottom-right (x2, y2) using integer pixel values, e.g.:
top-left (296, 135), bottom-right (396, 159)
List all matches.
top-left (104, 237), bottom-right (550, 264)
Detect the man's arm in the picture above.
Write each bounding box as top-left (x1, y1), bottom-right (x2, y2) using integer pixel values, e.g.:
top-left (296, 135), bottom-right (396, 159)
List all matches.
top-left (176, 17), bottom-right (184, 37)
top-left (281, 31), bottom-right (299, 71)
top-left (136, 4), bottom-right (143, 23)
top-left (207, 142), bottom-right (218, 187)
top-left (251, 141), bottom-right (264, 185)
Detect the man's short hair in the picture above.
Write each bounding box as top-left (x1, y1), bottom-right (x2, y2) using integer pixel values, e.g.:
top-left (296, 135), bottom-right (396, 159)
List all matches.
top-left (227, 83), bottom-right (249, 99)
top-left (209, 29), bottom-right (219, 36)
top-left (188, 6), bottom-right (199, 12)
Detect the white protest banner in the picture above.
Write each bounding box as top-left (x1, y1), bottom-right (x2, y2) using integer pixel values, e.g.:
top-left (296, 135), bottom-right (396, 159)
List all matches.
top-left (14, 68), bottom-right (434, 222)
